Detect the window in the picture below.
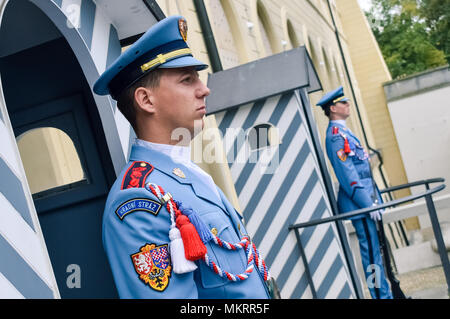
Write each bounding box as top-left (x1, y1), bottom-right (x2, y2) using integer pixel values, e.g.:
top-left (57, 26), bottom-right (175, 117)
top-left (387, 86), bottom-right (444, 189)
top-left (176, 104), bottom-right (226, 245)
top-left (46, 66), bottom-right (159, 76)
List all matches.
top-left (247, 123), bottom-right (280, 151)
top-left (17, 127), bottom-right (86, 196)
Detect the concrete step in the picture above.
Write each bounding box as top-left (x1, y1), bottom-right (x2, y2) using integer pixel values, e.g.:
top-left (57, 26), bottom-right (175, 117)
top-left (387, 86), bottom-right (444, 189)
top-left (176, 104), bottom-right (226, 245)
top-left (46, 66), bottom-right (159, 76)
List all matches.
top-left (392, 223), bottom-right (450, 274)
top-left (392, 241), bottom-right (450, 274)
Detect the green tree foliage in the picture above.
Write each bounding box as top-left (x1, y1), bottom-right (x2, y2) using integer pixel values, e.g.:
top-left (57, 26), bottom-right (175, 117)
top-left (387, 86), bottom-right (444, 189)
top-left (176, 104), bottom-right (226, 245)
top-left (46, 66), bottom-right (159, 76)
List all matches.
top-left (419, 0), bottom-right (450, 64)
top-left (366, 0), bottom-right (448, 79)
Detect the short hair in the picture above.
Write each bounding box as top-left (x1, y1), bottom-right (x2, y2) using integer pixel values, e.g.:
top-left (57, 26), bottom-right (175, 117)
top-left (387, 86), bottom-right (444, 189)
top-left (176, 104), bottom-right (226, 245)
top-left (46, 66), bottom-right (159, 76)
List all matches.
top-left (323, 104), bottom-right (331, 117)
top-left (116, 68), bottom-right (164, 131)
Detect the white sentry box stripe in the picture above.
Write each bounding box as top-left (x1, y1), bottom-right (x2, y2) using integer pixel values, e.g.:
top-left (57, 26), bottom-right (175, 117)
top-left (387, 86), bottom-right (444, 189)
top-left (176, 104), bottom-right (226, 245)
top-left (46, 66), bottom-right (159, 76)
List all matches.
top-left (0, 193), bottom-right (55, 288)
top-left (0, 272), bottom-right (25, 299)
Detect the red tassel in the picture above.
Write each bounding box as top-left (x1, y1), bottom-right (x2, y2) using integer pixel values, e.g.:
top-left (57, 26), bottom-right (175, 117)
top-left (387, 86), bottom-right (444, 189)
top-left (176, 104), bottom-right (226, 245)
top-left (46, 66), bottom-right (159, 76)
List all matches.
top-left (344, 137), bottom-right (351, 154)
top-left (176, 214), bottom-right (207, 261)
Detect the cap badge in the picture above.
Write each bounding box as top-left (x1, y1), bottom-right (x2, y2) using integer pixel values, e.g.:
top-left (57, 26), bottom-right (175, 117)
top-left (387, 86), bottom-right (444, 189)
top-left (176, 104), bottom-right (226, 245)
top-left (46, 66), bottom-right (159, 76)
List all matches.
top-left (172, 168), bottom-right (186, 179)
top-left (178, 19), bottom-right (188, 42)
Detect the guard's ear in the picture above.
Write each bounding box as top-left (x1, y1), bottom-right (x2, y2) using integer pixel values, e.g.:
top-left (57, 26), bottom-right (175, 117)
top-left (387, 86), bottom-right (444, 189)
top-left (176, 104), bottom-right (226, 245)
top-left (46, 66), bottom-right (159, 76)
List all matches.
top-left (329, 104), bottom-right (337, 114)
top-left (134, 87), bottom-right (156, 114)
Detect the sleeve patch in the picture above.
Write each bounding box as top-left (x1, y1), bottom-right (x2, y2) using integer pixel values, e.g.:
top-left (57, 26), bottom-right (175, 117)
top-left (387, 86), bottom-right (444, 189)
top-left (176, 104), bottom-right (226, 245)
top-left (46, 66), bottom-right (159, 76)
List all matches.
top-left (115, 198), bottom-right (162, 220)
top-left (121, 161), bottom-right (154, 190)
top-left (131, 243), bottom-right (172, 292)
top-left (337, 149), bottom-right (348, 162)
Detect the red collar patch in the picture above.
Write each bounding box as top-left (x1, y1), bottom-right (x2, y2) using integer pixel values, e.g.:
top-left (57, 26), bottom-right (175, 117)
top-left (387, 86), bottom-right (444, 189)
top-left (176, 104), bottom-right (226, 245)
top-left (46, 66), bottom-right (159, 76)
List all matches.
top-left (121, 161), bottom-right (154, 190)
top-left (332, 126), bottom-right (339, 135)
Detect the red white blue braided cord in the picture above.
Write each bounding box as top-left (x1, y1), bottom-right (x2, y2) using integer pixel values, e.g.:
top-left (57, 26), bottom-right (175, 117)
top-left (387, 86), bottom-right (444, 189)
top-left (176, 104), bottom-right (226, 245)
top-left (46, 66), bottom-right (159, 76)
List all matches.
top-left (146, 182), bottom-right (270, 282)
top-left (208, 235), bottom-right (270, 282)
top-left (203, 239), bottom-right (255, 281)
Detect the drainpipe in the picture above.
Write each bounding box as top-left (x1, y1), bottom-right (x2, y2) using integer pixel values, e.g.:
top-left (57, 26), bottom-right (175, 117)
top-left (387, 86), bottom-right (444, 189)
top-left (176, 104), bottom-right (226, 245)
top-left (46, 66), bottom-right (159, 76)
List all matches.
top-left (192, 0), bottom-right (223, 73)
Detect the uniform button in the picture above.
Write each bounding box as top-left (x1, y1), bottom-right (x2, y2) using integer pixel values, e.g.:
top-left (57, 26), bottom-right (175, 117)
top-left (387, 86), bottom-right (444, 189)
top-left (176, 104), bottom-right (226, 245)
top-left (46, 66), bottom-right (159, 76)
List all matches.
top-left (211, 227), bottom-right (218, 236)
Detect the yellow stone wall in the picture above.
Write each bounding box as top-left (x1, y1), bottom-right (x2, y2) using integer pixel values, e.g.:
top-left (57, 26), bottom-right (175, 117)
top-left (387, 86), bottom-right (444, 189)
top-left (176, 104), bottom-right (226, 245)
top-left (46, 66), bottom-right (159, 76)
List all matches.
top-left (156, 0), bottom-right (412, 226)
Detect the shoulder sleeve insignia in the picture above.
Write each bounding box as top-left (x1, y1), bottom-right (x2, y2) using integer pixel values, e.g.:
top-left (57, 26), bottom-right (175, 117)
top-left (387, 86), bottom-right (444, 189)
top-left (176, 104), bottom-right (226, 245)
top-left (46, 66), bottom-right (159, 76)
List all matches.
top-left (337, 149), bottom-right (348, 162)
top-left (121, 161), bottom-right (154, 190)
top-left (131, 243), bottom-right (172, 292)
top-left (115, 198), bottom-right (162, 220)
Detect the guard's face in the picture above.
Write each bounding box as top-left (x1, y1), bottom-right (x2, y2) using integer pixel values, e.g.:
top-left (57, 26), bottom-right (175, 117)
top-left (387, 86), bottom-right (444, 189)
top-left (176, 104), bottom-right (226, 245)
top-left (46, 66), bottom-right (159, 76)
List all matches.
top-left (332, 100), bottom-right (351, 119)
top-left (151, 67), bottom-right (210, 138)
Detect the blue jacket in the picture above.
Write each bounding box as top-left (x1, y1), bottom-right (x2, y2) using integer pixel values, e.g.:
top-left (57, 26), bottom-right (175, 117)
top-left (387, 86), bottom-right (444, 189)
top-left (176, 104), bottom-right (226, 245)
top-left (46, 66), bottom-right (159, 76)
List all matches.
top-left (325, 122), bottom-right (380, 219)
top-left (102, 144), bottom-right (270, 299)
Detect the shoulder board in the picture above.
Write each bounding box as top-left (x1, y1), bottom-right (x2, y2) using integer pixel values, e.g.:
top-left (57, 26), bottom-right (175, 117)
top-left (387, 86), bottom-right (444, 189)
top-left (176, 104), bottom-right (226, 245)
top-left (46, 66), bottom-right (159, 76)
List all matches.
top-left (332, 126), bottom-right (339, 135)
top-left (121, 161), bottom-right (154, 190)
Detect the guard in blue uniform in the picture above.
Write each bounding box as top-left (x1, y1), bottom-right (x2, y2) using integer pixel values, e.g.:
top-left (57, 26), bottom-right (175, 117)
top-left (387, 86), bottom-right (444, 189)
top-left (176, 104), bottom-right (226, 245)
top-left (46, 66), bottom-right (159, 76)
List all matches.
top-left (317, 86), bottom-right (393, 299)
top-left (93, 16), bottom-right (270, 299)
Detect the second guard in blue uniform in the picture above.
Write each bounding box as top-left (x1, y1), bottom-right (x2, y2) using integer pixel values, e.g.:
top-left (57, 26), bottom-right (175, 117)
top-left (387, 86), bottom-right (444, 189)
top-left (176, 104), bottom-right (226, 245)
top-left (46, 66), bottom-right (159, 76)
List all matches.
top-left (317, 86), bottom-right (393, 299)
top-left (93, 16), bottom-right (270, 299)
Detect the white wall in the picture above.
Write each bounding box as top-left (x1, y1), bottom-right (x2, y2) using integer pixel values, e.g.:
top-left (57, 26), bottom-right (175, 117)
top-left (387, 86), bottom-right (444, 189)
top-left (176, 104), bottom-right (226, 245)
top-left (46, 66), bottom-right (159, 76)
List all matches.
top-left (388, 85), bottom-right (450, 192)
top-left (386, 69), bottom-right (450, 228)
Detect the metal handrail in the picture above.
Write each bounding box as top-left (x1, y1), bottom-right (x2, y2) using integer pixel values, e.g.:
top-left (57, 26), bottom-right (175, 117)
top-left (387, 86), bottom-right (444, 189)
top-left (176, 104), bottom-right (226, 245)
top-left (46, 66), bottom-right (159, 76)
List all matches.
top-left (379, 177), bottom-right (445, 195)
top-left (288, 178), bottom-right (449, 299)
top-left (289, 184), bottom-right (444, 230)
top-left (379, 178), bottom-right (445, 250)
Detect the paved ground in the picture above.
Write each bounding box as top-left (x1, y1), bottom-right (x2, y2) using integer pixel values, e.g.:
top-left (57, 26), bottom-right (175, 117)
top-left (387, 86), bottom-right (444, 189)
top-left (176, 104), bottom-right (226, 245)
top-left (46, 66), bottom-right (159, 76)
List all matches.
top-left (362, 266), bottom-right (449, 299)
top-left (397, 266), bottom-right (449, 299)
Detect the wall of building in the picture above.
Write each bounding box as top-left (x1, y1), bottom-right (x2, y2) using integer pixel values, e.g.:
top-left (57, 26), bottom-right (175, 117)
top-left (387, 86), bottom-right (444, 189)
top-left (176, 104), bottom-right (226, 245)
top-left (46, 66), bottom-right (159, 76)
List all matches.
top-left (384, 66), bottom-right (450, 228)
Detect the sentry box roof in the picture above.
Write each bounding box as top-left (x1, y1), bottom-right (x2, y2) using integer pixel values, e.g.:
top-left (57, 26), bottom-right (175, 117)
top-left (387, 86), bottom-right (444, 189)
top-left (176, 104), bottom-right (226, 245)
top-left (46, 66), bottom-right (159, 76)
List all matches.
top-left (95, 0), bottom-right (164, 41)
top-left (206, 46), bottom-right (322, 115)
